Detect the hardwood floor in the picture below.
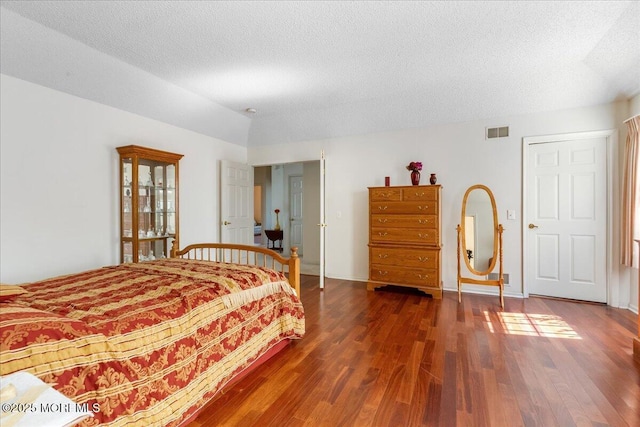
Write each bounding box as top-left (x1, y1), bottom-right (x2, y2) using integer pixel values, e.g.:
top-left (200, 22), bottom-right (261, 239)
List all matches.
top-left (189, 276), bottom-right (640, 427)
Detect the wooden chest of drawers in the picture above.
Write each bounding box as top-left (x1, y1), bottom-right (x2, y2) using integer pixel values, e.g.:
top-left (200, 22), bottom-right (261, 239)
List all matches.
top-left (368, 185), bottom-right (442, 298)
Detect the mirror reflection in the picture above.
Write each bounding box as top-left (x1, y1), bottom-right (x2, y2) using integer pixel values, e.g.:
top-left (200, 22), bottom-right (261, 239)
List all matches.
top-left (463, 189), bottom-right (496, 273)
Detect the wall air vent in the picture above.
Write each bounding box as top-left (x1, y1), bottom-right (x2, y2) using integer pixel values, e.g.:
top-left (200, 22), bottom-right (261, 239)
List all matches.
top-left (486, 126), bottom-right (509, 139)
top-left (488, 273), bottom-right (509, 284)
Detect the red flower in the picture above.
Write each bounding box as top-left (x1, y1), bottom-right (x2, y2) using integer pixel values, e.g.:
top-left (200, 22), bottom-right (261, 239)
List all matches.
top-left (274, 209), bottom-right (280, 214)
top-left (406, 161), bottom-right (423, 172)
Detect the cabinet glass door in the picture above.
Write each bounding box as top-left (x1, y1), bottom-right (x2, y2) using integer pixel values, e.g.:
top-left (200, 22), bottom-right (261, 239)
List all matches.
top-left (165, 164), bottom-right (176, 236)
top-left (137, 163), bottom-right (171, 261)
top-left (121, 157), bottom-right (134, 263)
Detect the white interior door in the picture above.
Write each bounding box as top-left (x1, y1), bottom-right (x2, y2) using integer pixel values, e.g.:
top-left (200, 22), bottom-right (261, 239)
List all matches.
top-left (220, 160), bottom-right (254, 244)
top-left (289, 175), bottom-right (304, 255)
top-left (526, 137), bottom-right (607, 302)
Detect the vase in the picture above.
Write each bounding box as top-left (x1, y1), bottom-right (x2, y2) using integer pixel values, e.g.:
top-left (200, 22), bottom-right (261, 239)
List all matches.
top-left (430, 173), bottom-right (437, 185)
top-left (410, 170), bottom-right (420, 186)
top-left (274, 213), bottom-right (281, 231)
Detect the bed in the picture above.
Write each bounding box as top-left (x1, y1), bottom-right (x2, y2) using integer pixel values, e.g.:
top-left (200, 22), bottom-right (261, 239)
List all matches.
top-left (0, 243), bottom-right (304, 427)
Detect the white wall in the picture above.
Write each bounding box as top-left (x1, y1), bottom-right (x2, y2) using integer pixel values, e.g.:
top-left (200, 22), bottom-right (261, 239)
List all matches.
top-left (630, 93), bottom-right (640, 118)
top-left (2, 72), bottom-right (634, 310)
top-left (0, 74), bottom-right (246, 283)
top-left (249, 100), bottom-right (632, 307)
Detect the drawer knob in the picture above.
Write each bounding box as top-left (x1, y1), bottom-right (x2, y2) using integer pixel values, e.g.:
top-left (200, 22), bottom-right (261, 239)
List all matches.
top-left (418, 233), bottom-right (429, 238)
top-left (415, 192), bottom-right (425, 197)
top-left (418, 205), bottom-right (429, 210)
top-left (378, 206), bottom-right (388, 210)
top-left (418, 274), bottom-right (430, 279)
top-left (418, 256), bottom-right (429, 262)
top-left (378, 270), bottom-right (388, 276)
top-left (378, 254), bottom-right (389, 259)
top-left (378, 232), bottom-right (388, 236)
top-left (377, 218), bottom-right (388, 223)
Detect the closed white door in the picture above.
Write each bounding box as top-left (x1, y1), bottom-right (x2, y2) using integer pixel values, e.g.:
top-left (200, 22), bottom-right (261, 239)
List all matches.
top-left (289, 175), bottom-right (304, 255)
top-left (526, 137), bottom-right (607, 302)
top-left (220, 160), bottom-right (254, 244)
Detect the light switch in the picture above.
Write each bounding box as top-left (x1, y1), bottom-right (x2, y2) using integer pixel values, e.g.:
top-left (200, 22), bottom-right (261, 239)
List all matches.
top-left (507, 210), bottom-right (516, 220)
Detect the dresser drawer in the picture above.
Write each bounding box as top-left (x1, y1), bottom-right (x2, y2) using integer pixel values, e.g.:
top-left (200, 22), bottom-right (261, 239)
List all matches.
top-left (371, 214), bottom-right (437, 229)
top-left (370, 201), bottom-right (438, 215)
top-left (371, 227), bottom-right (439, 245)
top-left (370, 188), bottom-right (402, 201)
top-left (370, 246), bottom-right (439, 269)
top-left (402, 186), bottom-right (438, 201)
top-left (369, 265), bottom-right (439, 287)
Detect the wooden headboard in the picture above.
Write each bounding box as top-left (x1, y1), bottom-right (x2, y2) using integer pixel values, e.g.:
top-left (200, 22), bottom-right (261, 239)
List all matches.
top-left (171, 242), bottom-right (301, 298)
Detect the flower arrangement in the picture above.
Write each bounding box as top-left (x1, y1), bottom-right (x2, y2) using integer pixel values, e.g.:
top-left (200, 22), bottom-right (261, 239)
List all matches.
top-left (406, 161), bottom-right (423, 172)
top-left (274, 208), bottom-right (280, 214)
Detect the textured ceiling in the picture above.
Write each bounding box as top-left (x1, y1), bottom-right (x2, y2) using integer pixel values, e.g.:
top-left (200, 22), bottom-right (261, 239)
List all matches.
top-left (1, 1), bottom-right (639, 146)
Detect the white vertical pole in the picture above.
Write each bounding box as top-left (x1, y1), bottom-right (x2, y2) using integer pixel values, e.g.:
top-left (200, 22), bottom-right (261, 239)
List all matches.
top-left (319, 150), bottom-right (326, 290)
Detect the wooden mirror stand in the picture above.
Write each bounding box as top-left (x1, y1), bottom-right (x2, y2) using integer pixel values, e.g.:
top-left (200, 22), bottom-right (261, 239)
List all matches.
top-left (457, 184), bottom-right (505, 308)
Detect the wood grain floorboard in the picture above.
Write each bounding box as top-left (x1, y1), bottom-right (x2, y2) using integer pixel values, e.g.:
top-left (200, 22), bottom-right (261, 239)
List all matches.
top-left (188, 276), bottom-right (640, 427)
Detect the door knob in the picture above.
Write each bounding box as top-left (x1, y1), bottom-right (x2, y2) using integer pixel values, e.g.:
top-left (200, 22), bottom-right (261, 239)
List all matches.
top-left (528, 223), bottom-right (538, 229)
top-left (223, 221), bottom-right (231, 225)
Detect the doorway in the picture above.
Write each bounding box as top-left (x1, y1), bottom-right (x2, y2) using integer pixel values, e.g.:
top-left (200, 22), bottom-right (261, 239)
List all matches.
top-left (254, 161), bottom-right (321, 275)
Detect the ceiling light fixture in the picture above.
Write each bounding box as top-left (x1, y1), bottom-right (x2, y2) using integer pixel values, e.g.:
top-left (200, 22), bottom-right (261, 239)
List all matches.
top-left (245, 108), bottom-right (257, 114)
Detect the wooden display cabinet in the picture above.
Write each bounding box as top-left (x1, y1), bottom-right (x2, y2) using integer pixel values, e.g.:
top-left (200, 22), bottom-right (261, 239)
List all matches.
top-left (117, 145), bottom-right (183, 263)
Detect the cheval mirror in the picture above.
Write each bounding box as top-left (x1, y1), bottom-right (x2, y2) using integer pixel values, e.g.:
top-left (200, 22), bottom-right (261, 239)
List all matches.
top-left (456, 184), bottom-right (505, 307)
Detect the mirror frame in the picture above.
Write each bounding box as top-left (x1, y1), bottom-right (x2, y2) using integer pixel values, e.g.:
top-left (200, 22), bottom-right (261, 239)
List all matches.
top-left (460, 184), bottom-right (498, 276)
top-left (457, 184), bottom-right (505, 307)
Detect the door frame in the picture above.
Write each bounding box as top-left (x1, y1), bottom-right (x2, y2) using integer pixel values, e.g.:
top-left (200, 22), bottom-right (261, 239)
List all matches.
top-left (522, 129), bottom-right (617, 305)
top-left (250, 154), bottom-right (326, 286)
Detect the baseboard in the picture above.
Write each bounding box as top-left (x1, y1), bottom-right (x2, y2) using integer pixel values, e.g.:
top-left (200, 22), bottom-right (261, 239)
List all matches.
top-left (443, 286), bottom-right (525, 299)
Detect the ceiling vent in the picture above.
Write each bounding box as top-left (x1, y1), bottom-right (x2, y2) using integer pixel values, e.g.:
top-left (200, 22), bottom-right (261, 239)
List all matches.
top-left (486, 126), bottom-right (509, 139)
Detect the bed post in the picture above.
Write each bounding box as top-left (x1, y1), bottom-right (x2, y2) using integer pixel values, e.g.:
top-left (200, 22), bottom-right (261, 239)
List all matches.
top-left (289, 247), bottom-right (301, 297)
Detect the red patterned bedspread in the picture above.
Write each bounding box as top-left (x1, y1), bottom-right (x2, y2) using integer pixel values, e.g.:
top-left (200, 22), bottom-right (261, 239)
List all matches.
top-left (0, 258), bottom-right (305, 426)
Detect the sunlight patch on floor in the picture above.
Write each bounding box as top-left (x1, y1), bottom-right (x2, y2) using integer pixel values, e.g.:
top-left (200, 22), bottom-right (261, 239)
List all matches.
top-left (484, 311), bottom-right (582, 339)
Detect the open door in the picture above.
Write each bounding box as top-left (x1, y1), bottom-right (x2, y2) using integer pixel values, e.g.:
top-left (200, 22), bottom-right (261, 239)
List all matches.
top-left (220, 160), bottom-right (254, 244)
